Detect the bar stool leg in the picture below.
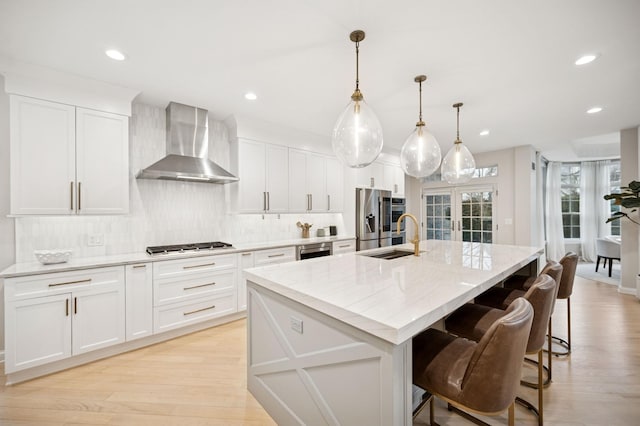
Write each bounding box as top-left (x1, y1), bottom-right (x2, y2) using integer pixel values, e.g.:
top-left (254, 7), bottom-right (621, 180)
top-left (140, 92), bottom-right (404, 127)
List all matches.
top-left (508, 401), bottom-right (515, 426)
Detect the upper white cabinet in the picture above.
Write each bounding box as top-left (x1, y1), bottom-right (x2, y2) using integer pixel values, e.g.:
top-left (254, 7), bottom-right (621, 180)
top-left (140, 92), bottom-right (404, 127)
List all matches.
top-left (355, 161), bottom-right (385, 189)
top-left (325, 157), bottom-right (344, 212)
top-left (10, 95), bottom-right (129, 215)
top-left (384, 163), bottom-right (405, 197)
top-left (289, 149), bottom-right (344, 213)
top-left (237, 139), bottom-right (288, 213)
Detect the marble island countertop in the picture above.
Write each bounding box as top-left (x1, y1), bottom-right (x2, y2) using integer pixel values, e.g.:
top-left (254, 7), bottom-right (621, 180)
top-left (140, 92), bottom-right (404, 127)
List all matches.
top-left (0, 235), bottom-right (355, 278)
top-left (244, 240), bottom-right (543, 345)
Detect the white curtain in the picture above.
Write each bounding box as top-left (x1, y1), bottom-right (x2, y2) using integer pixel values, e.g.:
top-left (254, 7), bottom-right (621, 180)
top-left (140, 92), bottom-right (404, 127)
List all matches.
top-left (545, 162), bottom-right (566, 261)
top-left (580, 160), bottom-right (611, 261)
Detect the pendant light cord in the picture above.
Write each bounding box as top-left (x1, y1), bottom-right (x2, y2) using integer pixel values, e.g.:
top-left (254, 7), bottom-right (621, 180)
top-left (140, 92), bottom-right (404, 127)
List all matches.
top-left (355, 39), bottom-right (360, 92)
top-left (456, 105), bottom-right (460, 141)
top-left (418, 79), bottom-right (423, 124)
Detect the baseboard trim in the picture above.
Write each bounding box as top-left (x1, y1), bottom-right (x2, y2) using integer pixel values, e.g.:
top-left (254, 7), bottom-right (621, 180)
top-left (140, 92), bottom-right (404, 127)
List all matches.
top-left (0, 350), bottom-right (4, 363)
top-left (618, 286), bottom-right (636, 296)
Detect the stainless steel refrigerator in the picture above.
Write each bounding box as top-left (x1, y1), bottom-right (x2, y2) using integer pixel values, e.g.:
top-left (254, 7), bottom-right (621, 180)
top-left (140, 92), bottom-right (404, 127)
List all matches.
top-left (356, 188), bottom-right (392, 250)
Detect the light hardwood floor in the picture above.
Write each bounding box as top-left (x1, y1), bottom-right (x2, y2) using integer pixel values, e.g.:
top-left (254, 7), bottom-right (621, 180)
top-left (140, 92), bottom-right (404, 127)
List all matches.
top-left (1, 275), bottom-right (639, 425)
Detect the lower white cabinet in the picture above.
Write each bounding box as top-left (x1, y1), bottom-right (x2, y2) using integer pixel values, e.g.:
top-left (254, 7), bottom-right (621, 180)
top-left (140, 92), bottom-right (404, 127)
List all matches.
top-left (332, 239), bottom-right (356, 255)
top-left (238, 252), bottom-right (255, 311)
top-left (125, 263), bottom-right (153, 341)
top-left (4, 266), bottom-right (125, 373)
top-left (254, 246), bottom-right (296, 266)
top-left (152, 254), bottom-right (238, 333)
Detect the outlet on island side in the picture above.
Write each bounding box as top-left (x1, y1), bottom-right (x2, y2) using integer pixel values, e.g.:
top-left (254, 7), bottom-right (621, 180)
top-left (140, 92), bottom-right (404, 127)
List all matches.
top-left (290, 316), bottom-right (303, 334)
top-left (88, 234), bottom-right (105, 247)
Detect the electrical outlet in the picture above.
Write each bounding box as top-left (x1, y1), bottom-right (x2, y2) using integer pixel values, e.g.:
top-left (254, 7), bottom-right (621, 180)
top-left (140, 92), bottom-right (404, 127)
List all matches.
top-left (88, 234), bottom-right (104, 246)
top-left (290, 316), bottom-right (303, 334)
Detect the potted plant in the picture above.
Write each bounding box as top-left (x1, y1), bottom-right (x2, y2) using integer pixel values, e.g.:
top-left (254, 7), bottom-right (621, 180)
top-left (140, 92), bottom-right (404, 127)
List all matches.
top-left (604, 180), bottom-right (640, 225)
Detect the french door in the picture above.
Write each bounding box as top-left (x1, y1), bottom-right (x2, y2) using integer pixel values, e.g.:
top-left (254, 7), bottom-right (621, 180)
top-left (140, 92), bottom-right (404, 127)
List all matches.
top-left (422, 186), bottom-right (495, 243)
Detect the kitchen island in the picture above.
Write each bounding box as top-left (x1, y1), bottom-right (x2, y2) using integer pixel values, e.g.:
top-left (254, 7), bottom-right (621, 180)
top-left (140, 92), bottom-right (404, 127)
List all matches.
top-left (244, 240), bottom-right (543, 426)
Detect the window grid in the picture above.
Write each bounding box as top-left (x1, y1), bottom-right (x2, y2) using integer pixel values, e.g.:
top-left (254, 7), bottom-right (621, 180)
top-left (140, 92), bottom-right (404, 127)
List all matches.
top-left (561, 164), bottom-right (581, 239)
top-left (424, 194), bottom-right (452, 240)
top-left (460, 191), bottom-right (493, 243)
top-left (609, 161), bottom-right (621, 236)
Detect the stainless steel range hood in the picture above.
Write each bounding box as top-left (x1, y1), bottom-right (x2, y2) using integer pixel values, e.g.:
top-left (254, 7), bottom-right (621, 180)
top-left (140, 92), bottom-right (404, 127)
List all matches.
top-left (136, 102), bottom-right (238, 184)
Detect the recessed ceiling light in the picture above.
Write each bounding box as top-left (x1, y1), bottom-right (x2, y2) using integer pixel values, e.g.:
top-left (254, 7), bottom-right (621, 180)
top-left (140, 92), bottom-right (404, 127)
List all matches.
top-left (587, 106), bottom-right (603, 114)
top-left (479, 130), bottom-right (490, 136)
top-left (105, 49), bottom-right (126, 61)
top-left (244, 92), bottom-right (257, 101)
top-left (575, 54), bottom-right (597, 66)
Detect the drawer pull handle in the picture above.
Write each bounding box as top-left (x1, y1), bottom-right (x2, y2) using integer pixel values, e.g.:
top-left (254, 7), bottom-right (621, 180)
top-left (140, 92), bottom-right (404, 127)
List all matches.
top-left (242, 253), bottom-right (252, 256)
top-left (183, 282), bottom-right (216, 290)
top-left (132, 264), bottom-right (147, 269)
top-left (183, 305), bottom-right (216, 316)
top-left (268, 253), bottom-right (285, 258)
top-left (70, 181), bottom-right (74, 211)
top-left (183, 262), bottom-right (216, 269)
top-left (339, 244), bottom-right (351, 248)
top-left (49, 278), bottom-right (92, 288)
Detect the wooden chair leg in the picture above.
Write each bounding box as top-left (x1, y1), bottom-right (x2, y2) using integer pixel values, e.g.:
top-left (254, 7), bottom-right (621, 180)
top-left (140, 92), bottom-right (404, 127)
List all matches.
top-left (508, 401), bottom-right (515, 426)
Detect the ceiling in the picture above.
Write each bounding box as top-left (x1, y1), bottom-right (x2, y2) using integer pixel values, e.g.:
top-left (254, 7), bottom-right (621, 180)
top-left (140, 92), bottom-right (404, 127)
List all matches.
top-left (1, 0), bottom-right (639, 161)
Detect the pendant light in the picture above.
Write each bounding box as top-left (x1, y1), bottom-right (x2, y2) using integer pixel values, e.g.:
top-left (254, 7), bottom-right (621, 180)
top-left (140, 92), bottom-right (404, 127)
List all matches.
top-left (332, 30), bottom-right (383, 168)
top-left (400, 75), bottom-right (441, 178)
top-left (441, 102), bottom-right (476, 184)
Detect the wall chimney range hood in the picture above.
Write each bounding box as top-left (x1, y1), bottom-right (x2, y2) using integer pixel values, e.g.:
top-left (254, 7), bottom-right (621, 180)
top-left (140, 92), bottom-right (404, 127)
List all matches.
top-left (136, 102), bottom-right (238, 184)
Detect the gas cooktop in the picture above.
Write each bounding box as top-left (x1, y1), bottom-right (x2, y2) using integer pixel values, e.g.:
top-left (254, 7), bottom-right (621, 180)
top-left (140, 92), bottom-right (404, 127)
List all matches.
top-left (146, 241), bottom-right (234, 255)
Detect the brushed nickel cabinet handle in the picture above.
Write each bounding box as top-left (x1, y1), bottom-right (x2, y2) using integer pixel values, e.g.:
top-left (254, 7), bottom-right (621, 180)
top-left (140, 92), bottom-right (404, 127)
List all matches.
top-left (268, 253), bottom-right (285, 258)
top-left (65, 298), bottom-right (69, 316)
top-left (327, 195), bottom-right (330, 211)
top-left (183, 305), bottom-right (216, 316)
top-left (132, 264), bottom-right (147, 269)
top-left (241, 252), bottom-right (252, 256)
top-left (70, 181), bottom-right (74, 210)
top-left (49, 278), bottom-right (92, 288)
top-left (339, 244), bottom-right (351, 248)
top-left (309, 194), bottom-right (313, 210)
top-left (267, 192), bottom-right (270, 211)
top-left (77, 182), bottom-right (82, 211)
top-left (183, 282), bottom-right (216, 290)
top-left (183, 262), bottom-right (216, 270)
top-left (370, 177), bottom-right (374, 187)
top-left (74, 297), bottom-right (78, 314)
top-left (263, 192), bottom-right (267, 211)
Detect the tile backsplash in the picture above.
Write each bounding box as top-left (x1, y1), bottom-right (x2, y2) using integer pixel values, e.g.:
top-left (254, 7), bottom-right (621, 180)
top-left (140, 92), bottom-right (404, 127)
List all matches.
top-left (15, 103), bottom-right (345, 262)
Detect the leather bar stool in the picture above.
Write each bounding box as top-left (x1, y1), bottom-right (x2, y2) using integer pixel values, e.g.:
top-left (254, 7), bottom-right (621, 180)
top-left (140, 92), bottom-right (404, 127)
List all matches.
top-left (475, 260), bottom-right (562, 386)
top-left (445, 274), bottom-right (557, 426)
top-left (413, 298), bottom-right (534, 426)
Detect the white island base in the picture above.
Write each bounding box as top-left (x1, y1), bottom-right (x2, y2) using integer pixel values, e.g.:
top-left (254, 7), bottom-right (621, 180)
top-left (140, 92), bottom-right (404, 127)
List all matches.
top-left (247, 282), bottom-right (413, 426)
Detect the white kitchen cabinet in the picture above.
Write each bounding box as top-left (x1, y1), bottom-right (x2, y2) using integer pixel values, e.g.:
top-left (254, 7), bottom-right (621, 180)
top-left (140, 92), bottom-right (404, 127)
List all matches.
top-left (238, 251), bottom-right (255, 311)
top-left (355, 161), bottom-right (384, 189)
top-left (289, 149), bottom-right (327, 212)
top-left (254, 246), bottom-right (296, 266)
top-left (237, 139), bottom-right (288, 213)
top-left (125, 263), bottom-right (153, 341)
top-left (325, 157), bottom-right (344, 212)
top-left (384, 163), bottom-right (405, 197)
top-left (4, 266), bottom-right (126, 373)
top-left (9, 95), bottom-right (129, 215)
top-left (332, 239), bottom-right (356, 255)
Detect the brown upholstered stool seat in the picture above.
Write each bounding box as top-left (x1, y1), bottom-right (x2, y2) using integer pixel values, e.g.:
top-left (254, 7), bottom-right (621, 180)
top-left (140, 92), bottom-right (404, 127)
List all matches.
top-left (413, 298), bottom-right (534, 425)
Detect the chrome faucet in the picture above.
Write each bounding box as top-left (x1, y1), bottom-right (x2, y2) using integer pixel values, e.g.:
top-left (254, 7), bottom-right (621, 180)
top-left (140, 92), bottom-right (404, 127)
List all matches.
top-left (397, 213), bottom-right (420, 256)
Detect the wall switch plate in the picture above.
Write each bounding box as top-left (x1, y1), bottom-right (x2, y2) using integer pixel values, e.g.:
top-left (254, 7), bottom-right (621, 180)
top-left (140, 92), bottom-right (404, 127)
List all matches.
top-left (290, 316), bottom-right (303, 334)
top-left (88, 234), bottom-right (104, 246)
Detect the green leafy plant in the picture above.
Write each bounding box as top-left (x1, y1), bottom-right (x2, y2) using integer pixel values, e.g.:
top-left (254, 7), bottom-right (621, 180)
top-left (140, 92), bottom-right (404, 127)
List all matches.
top-left (604, 180), bottom-right (640, 225)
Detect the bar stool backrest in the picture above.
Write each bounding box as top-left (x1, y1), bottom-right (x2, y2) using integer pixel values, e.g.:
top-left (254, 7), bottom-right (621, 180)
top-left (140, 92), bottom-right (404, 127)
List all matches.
top-left (557, 252), bottom-right (578, 299)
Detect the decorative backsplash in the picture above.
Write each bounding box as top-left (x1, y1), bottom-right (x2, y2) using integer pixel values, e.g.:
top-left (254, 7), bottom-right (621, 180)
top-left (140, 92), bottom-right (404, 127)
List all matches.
top-left (14, 103), bottom-right (344, 262)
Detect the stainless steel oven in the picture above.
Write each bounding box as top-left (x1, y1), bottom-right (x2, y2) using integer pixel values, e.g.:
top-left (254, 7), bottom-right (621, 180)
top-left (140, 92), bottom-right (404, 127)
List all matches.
top-left (391, 197), bottom-right (406, 232)
top-left (296, 242), bottom-right (332, 260)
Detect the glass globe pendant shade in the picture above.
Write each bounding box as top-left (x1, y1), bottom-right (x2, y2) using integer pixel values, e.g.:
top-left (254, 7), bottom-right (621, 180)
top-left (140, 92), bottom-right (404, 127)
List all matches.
top-left (441, 142), bottom-right (476, 184)
top-left (400, 125), bottom-right (442, 178)
top-left (332, 98), bottom-right (383, 168)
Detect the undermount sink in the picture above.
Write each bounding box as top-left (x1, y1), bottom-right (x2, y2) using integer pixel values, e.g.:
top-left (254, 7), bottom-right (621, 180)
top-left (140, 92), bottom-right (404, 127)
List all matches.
top-left (359, 249), bottom-right (417, 260)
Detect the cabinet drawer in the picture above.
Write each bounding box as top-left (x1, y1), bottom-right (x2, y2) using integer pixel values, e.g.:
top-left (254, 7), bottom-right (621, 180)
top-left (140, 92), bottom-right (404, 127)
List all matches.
top-left (5, 266), bottom-right (124, 301)
top-left (254, 246), bottom-right (296, 266)
top-left (154, 269), bottom-right (236, 306)
top-left (332, 240), bottom-right (356, 255)
top-left (153, 293), bottom-right (237, 334)
top-left (153, 254), bottom-right (237, 279)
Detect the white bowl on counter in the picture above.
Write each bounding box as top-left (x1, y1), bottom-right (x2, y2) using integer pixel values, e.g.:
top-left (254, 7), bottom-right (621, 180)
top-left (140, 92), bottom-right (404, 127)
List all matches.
top-left (34, 249), bottom-right (73, 265)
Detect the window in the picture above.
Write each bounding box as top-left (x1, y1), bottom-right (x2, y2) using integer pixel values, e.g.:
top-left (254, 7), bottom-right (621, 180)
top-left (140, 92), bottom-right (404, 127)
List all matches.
top-left (608, 161), bottom-right (621, 236)
top-left (561, 164), bottom-right (581, 239)
top-left (421, 165), bottom-right (498, 183)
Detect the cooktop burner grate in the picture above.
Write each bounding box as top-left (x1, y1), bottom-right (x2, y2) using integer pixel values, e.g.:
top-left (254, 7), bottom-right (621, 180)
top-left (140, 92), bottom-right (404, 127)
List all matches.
top-left (146, 241), bottom-right (233, 255)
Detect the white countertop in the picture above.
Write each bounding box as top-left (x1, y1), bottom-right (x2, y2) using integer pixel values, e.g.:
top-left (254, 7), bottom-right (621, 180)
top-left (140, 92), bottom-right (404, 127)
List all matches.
top-left (0, 236), bottom-right (355, 278)
top-left (244, 240), bottom-right (543, 345)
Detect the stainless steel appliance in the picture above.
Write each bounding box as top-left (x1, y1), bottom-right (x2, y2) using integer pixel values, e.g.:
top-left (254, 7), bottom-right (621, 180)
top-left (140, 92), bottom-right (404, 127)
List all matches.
top-left (356, 188), bottom-right (392, 250)
top-left (391, 197), bottom-right (406, 245)
top-left (146, 241), bottom-right (234, 255)
top-left (296, 242), bottom-right (332, 260)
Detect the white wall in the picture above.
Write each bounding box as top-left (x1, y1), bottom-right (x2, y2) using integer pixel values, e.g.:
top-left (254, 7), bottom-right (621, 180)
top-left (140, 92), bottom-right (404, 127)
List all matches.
top-left (620, 128), bottom-right (639, 295)
top-left (0, 75), bottom-right (15, 355)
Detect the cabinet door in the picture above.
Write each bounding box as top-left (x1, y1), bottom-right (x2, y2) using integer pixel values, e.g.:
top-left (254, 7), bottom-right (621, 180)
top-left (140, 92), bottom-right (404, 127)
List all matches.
top-left (76, 108), bottom-right (129, 214)
top-left (307, 153), bottom-right (327, 211)
top-left (356, 161), bottom-right (384, 188)
top-left (72, 281), bottom-right (125, 355)
top-left (384, 163), bottom-right (405, 196)
top-left (5, 293), bottom-right (72, 373)
top-left (238, 139), bottom-right (267, 212)
top-left (10, 95), bottom-right (76, 215)
top-left (265, 144), bottom-right (289, 212)
top-left (326, 157), bottom-right (344, 212)
top-left (288, 150), bottom-right (308, 212)
top-left (125, 263), bottom-right (153, 341)
top-left (238, 252), bottom-right (255, 311)
top-left (394, 166), bottom-right (405, 197)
